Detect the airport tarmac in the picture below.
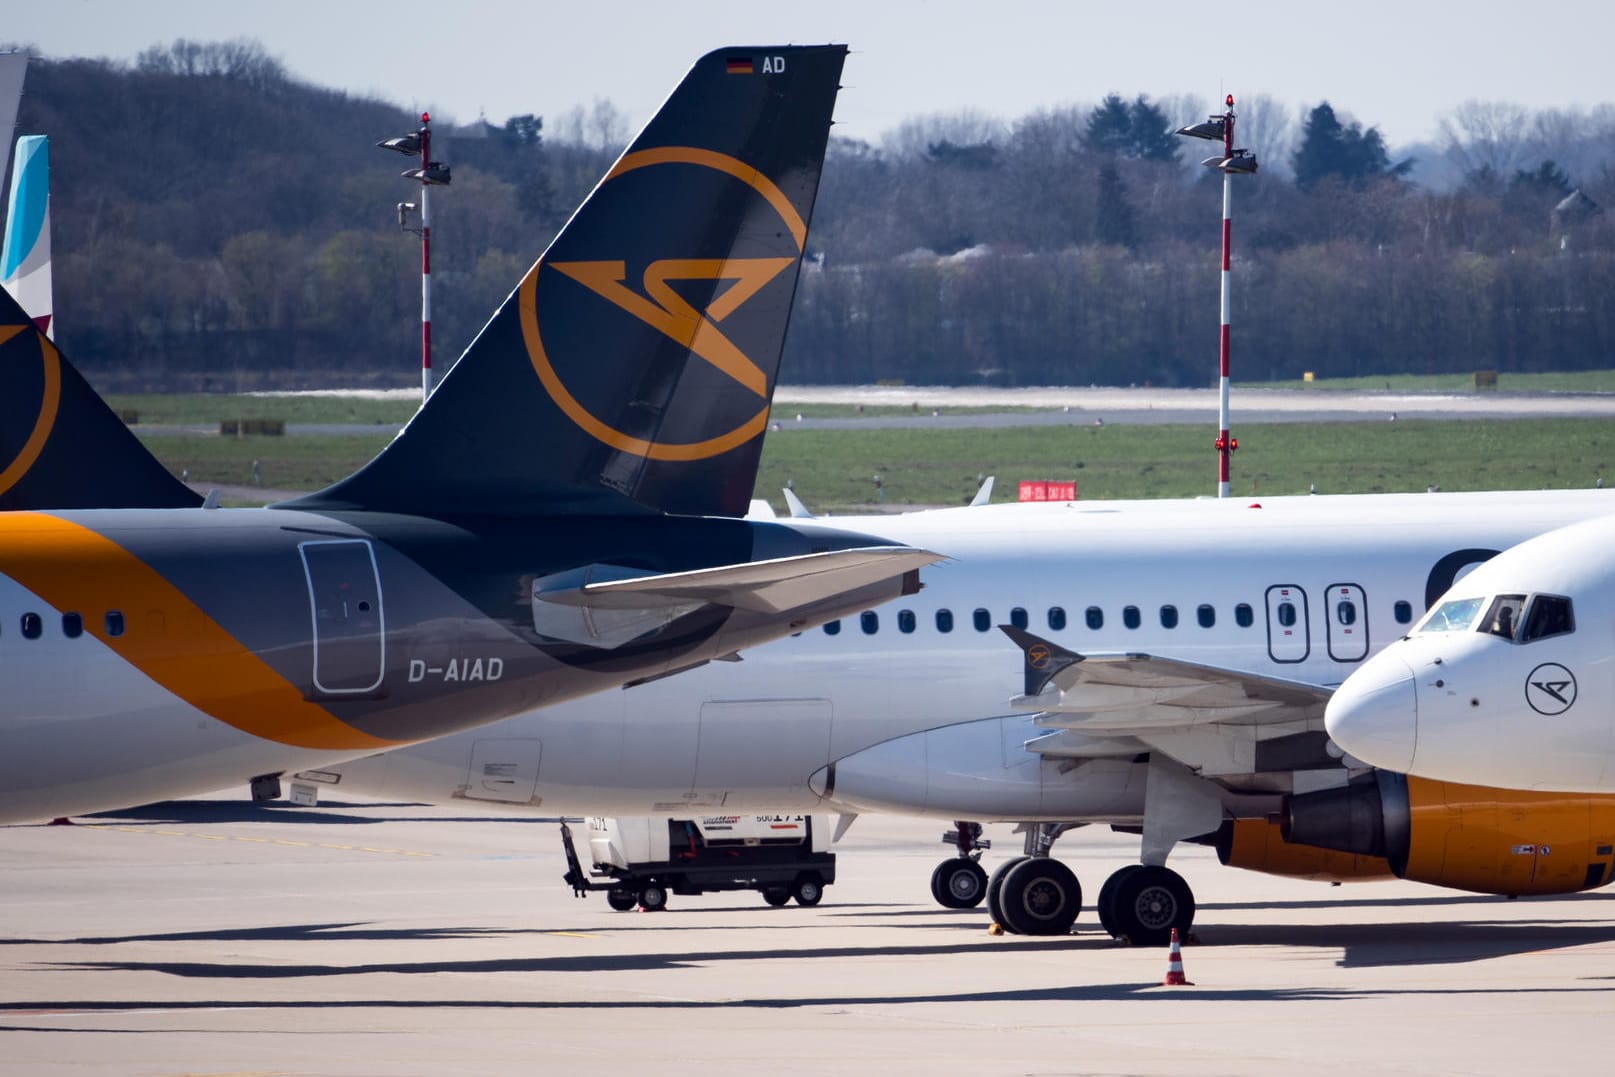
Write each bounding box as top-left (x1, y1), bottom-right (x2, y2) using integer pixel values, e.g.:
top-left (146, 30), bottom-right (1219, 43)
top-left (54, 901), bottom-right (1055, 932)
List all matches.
top-left (5, 797), bottom-right (1615, 1076)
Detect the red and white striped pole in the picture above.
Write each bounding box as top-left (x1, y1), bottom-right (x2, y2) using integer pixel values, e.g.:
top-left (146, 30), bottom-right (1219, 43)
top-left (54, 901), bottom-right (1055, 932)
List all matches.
top-left (416, 113), bottom-right (436, 403)
top-left (1216, 96), bottom-right (1235, 498)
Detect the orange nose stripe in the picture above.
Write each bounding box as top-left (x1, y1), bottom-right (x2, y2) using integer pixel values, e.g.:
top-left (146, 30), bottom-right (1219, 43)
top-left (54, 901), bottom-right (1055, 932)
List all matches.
top-left (0, 513), bottom-right (404, 751)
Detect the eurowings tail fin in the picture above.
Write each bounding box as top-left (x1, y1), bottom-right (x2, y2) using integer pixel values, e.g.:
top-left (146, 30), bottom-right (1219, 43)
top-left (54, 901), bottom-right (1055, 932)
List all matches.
top-left (0, 284), bottom-right (201, 509)
top-left (289, 46), bottom-right (848, 519)
top-left (1, 134), bottom-right (50, 337)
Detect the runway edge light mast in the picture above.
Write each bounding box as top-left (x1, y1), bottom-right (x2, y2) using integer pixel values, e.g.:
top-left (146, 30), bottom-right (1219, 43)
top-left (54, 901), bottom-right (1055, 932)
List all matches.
top-left (1177, 96), bottom-right (1256, 498)
top-left (379, 113), bottom-right (453, 403)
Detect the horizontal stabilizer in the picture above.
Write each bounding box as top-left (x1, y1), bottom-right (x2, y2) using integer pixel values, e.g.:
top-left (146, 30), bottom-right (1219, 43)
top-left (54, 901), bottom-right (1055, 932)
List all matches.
top-left (577, 546), bottom-right (942, 614)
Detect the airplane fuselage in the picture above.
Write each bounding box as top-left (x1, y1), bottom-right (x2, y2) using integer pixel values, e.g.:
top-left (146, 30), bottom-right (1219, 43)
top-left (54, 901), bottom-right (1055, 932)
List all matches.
top-left (328, 490), bottom-right (1615, 820)
top-left (0, 507), bottom-right (911, 821)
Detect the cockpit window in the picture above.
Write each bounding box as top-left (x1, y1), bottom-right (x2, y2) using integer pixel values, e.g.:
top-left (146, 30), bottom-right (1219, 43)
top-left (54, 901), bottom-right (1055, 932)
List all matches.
top-left (1479, 594), bottom-right (1527, 640)
top-left (1418, 596), bottom-right (1486, 633)
top-left (1520, 594), bottom-right (1575, 642)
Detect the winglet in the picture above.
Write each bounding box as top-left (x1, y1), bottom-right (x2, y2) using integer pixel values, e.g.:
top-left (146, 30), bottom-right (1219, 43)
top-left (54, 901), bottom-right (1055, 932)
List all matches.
top-left (1000, 624), bottom-right (1084, 697)
top-left (287, 46), bottom-right (848, 519)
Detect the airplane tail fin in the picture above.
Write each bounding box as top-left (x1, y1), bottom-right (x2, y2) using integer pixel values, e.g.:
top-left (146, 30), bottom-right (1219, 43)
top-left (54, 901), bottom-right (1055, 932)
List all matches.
top-left (2, 134), bottom-right (50, 337)
top-left (289, 46), bottom-right (848, 519)
top-left (0, 284), bottom-right (201, 509)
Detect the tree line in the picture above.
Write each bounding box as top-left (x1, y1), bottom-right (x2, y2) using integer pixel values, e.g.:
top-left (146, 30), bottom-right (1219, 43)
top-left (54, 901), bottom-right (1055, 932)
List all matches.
top-left (12, 40), bottom-right (1615, 390)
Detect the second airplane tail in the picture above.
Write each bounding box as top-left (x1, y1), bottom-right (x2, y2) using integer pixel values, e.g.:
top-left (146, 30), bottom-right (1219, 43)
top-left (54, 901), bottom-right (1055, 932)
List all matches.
top-left (291, 45), bottom-right (848, 519)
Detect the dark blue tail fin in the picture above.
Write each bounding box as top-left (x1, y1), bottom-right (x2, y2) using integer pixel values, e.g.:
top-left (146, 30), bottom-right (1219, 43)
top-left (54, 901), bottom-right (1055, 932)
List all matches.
top-left (0, 286), bottom-right (201, 509)
top-left (289, 45), bottom-right (847, 518)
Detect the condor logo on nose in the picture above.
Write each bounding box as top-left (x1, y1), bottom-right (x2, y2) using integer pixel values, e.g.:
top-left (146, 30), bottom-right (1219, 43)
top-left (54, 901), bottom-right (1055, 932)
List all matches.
top-left (519, 146), bottom-right (808, 463)
top-left (1526, 662), bottom-right (1577, 716)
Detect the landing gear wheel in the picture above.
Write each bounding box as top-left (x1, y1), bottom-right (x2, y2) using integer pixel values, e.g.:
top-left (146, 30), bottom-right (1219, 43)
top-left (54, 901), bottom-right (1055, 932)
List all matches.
top-left (986, 856), bottom-right (1030, 931)
top-left (930, 859), bottom-right (989, 909)
top-left (762, 887), bottom-right (791, 907)
top-left (606, 888), bottom-right (637, 912)
top-left (792, 873), bottom-right (824, 907)
top-left (1095, 864), bottom-right (1143, 938)
top-left (1106, 865), bottom-right (1194, 947)
top-left (996, 857), bottom-right (1082, 936)
top-left (637, 883), bottom-right (668, 912)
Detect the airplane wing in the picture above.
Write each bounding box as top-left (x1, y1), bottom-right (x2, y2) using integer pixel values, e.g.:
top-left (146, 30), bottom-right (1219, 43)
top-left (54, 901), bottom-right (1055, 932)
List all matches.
top-left (1001, 625), bottom-right (1331, 732)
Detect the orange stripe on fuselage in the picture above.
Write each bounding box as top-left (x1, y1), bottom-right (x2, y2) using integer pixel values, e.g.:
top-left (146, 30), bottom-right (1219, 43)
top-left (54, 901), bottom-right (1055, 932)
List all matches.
top-left (0, 513), bottom-right (403, 751)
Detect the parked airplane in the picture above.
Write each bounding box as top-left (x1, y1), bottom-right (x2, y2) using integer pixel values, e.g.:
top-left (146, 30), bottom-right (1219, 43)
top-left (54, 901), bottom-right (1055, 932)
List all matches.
top-left (1327, 512), bottom-right (1615, 792)
top-left (2, 134), bottom-right (50, 336)
top-left (311, 488), bottom-right (1615, 943)
top-left (0, 44), bottom-right (943, 825)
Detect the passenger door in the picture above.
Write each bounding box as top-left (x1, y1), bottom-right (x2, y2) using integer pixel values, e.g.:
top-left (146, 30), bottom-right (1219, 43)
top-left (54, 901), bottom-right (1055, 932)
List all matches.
top-left (300, 539), bottom-right (385, 696)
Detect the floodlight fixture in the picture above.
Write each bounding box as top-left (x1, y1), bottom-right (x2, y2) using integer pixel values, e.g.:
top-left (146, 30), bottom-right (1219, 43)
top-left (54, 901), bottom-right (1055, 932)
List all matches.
top-left (404, 164), bottom-right (452, 186)
top-left (1176, 118), bottom-right (1227, 141)
top-left (378, 134), bottom-right (422, 155)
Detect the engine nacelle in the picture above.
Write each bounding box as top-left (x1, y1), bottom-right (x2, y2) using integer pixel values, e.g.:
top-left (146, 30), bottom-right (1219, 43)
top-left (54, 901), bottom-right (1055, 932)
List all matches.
top-left (1215, 819), bottom-right (1393, 883)
top-left (1284, 773), bottom-right (1615, 896)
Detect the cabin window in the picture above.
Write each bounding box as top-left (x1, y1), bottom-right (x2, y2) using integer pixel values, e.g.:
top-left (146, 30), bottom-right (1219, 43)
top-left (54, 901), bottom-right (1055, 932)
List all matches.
top-left (823, 619), bottom-right (841, 636)
top-left (61, 612), bottom-right (84, 639)
top-left (1393, 600), bottom-right (1414, 625)
top-left (21, 612), bottom-right (42, 640)
top-left (1197, 604), bottom-right (1215, 628)
top-left (1123, 605), bottom-right (1141, 630)
top-left (1336, 601), bottom-right (1358, 627)
top-left (936, 609), bottom-right (954, 633)
top-left (1160, 605), bottom-right (1179, 629)
top-left (1086, 606), bottom-right (1104, 630)
top-left (105, 611), bottom-right (126, 638)
top-left (973, 608), bottom-right (991, 632)
top-left (1276, 602), bottom-right (1298, 628)
top-left (1048, 606), bottom-right (1067, 631)
top-left (1010, 607), bottom-right (1029, 630)
top-left (1235, 603), bottom-right (1254, 627)
top-left (898, 610), bottom-right (916, 634)
top-left (1520, 594), bottom-right (1574, 642)
top-left (861, 611), bottom-right (879, 635)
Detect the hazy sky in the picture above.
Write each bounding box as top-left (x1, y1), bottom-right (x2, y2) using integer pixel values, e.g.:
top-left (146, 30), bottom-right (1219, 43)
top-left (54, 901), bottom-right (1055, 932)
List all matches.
top-left (9, 0), bottom-right (1614, 149)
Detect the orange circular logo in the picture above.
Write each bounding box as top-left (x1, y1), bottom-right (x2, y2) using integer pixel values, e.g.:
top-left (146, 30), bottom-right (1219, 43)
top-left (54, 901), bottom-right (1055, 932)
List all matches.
top-left (0, 325), bottom-right (61, 498)
top-left (518, 146), bottom-right (806, 462)
top-left (1027, 644), bottom-right (1051, 669)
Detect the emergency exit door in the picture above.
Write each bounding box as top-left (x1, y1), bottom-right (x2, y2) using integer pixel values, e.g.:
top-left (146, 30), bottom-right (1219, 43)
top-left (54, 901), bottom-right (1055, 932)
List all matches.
top-left (300, 540), bottom-right (385, 695)
top-left (1265, 584), bottom-right (1310, 664)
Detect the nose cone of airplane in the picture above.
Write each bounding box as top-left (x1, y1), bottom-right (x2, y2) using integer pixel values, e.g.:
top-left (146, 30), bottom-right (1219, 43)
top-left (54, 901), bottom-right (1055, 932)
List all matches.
top-left (1325, 649), bottom-right (1418, 773)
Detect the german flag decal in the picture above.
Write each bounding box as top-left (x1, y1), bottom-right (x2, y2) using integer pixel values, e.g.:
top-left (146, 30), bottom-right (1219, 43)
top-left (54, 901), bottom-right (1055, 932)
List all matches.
top-left (726, 56), bottom-right (753, 75)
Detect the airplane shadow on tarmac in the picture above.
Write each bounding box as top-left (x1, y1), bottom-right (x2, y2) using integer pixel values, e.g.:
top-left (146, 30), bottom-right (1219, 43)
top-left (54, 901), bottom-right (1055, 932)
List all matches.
top-left (5, 977), bottom-right (1614, 1028)
top-left (81, 801), bottom-right (548, 827)
top-left (37, 906), bottom-right (1615, 979)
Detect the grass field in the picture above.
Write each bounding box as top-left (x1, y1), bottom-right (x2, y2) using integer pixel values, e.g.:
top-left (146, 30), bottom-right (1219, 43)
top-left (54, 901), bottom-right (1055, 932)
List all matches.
top-left (137, 417), bottom-right (1615, 511)
top-left (1247, 370), bottom-right (1615, 393)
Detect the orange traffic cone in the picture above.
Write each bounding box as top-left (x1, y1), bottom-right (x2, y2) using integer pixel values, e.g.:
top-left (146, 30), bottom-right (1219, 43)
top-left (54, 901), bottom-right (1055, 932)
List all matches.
top-left (1161, 927), bottom-right (1193, 986)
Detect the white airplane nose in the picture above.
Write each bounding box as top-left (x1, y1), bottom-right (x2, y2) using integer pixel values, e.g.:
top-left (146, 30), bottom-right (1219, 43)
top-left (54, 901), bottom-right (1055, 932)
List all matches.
top-left (1325, 650), bottom-right (1418, 773)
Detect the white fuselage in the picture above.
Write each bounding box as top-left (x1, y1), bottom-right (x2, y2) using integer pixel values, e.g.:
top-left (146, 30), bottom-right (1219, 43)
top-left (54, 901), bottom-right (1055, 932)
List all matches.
top-left (1327, 513), bottom-right (1615, 792)
top-left (326, 491), bottom-right (1615, 820)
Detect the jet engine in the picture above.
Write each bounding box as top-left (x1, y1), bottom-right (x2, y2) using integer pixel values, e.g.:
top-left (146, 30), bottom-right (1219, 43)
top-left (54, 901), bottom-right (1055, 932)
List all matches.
top-left (1214, 818), bottom-right (1393, 883)
top-left (1283, 773), bottom-right (1615, 896)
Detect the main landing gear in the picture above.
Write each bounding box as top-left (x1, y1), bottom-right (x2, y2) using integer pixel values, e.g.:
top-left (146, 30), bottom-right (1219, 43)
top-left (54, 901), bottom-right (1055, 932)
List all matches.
top-left (938, 822), bottom-right (1197, 945)
top-left (929, 820), bottom-right (991, 909)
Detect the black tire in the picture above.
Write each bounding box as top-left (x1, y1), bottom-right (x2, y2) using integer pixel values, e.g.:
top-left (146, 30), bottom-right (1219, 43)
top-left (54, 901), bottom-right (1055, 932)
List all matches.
top-left (637, 883), bottom-right (668, 912)
top-left (1095, 864), bottom-right (1143, 938)
top-left (986, 856), bottom-right (1030, 931)
top-left (996, 857), bottom-right (1082, 936)
top-left (762, 887), bottom-right (791, 907)
top-left (792, 872), bottom-right (824, 907)
top-left (606, 888), bottom-right (637, 912)
top-left (1108, 864), bottom-right (1194, 947)
top-left (930, 859), bottom-right (989, 909)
